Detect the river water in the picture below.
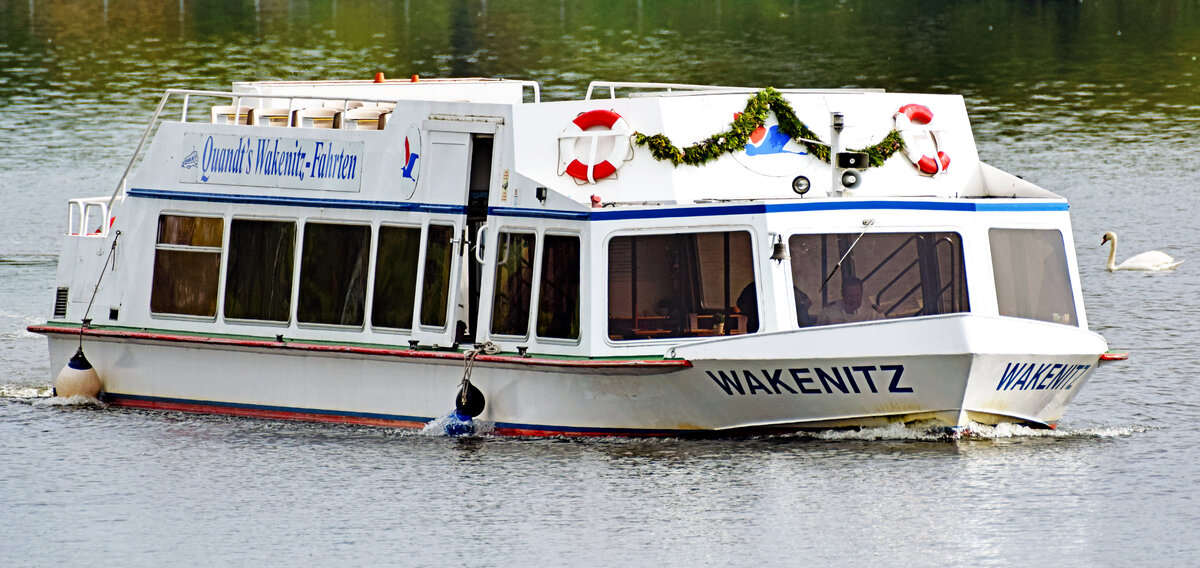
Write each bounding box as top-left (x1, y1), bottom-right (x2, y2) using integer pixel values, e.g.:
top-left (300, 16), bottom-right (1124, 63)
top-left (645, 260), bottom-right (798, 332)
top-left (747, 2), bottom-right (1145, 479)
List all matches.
top-left (1, 1), bottom-right (1198, 565)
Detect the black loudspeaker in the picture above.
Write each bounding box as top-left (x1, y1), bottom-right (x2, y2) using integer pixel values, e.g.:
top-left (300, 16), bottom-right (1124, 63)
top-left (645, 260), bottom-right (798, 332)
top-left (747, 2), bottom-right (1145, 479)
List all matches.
top-left (836, 152), bottom-right (869, 169)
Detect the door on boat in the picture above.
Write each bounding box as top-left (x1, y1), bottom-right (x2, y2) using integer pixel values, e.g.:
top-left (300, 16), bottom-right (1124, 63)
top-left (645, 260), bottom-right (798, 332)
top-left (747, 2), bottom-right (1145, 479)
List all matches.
top-left (413, 119), bottom-right (501, 348)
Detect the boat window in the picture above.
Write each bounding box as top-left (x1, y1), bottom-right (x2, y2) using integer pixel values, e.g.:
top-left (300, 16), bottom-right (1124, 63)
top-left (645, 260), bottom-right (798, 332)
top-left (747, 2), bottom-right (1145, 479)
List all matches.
top-left (371, 225), bottom-right (422, 330)
top-left (298, 223), bottom-right (370, 326)
top-left (990, 228), bottom-right (1077, 325)
top-left (224, 219), bottom-right (296, 323)
top-left (419, 224), bottom-right (455, 328)
top-left (788, 232), bottom-right (968, 327)
top-left (150, 215), bottom-right (223, 317)
top-left (537, 234), bottom-right (581, 340)
top-left (607, 231), bottom-right (755, 341)
top-left (490, 232), bottom-right (536, 337)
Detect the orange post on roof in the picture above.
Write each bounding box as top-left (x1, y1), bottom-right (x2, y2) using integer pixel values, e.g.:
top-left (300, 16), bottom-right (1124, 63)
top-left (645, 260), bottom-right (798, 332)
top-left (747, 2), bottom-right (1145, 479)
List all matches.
top-left (411, 74), bottom-right (420, 82)
top-left (374, 72), bottom-right (385, 83)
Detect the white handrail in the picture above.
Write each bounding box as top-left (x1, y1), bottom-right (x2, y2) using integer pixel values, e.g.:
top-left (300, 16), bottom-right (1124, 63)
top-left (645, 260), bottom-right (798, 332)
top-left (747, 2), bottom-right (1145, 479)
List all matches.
top-left (585, 81), bottom-right (746, 100)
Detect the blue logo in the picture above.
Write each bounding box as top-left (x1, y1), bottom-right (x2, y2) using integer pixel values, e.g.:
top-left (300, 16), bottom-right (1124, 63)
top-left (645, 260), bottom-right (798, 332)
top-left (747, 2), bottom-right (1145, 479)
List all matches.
top-left (744, 124), bottom-right (807, 156)
top-left (402, 135), bottom-right (419, 181)
top-left (181, 148), bottom-right (199, 169)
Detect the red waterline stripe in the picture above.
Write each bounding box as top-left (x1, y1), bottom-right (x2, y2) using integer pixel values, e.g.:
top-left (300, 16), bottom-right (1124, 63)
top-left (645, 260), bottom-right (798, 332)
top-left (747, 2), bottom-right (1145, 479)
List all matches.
top-left (28, 325), bottom-right (692, 370)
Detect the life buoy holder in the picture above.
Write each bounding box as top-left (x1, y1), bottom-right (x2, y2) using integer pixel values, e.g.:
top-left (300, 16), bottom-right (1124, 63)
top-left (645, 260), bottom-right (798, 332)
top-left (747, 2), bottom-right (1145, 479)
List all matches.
top-left (895, 104), bottom-right (950, 176)
top-left (558, 109), bottom-right (633, 184)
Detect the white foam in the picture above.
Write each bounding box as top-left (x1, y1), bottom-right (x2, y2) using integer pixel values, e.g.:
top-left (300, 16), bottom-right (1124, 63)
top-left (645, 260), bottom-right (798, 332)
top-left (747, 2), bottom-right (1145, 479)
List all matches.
top-left (419, 411), bottom-right (494, 437)
top-left (0, 384), bottom-right (53, 398)
top-left (32, 394), bottom-right (105, 407)
top-left (801, 421), bottom-right (1151, 441)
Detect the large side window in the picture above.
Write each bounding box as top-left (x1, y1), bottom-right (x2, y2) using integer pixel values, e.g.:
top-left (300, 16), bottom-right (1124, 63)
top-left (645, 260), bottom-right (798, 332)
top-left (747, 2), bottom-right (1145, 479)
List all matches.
top-left (224, 219), bottom-right (296, 322)
top-left (490, 232), bottom-right (536, 336)
top-left (607, 231), bottom-right (755, 341)
top-left (419, 224), bottom-right (455, 328)
top-left (298, 223), bottom-right (370, 326)
top-left (150, 215), bottom-right (223, 317)
top-left (371, 225), bottom-right (421, 330)
top-left (788, 232), bottom-right (967, 327)
top-left (990, 228), bottom-right (1077, 325)
top-left (537, 234), bottom-right (581, 340)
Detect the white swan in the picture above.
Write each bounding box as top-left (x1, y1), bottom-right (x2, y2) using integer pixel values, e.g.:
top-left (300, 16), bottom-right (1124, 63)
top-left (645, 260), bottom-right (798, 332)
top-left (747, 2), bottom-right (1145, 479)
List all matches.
top-left (1101, 231), bottom-right (1183, 271)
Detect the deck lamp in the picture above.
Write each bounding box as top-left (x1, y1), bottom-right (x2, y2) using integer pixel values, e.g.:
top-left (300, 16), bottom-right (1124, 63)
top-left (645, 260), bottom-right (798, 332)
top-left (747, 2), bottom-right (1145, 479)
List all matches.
top-left (792, 175), bottom-right (811, 195)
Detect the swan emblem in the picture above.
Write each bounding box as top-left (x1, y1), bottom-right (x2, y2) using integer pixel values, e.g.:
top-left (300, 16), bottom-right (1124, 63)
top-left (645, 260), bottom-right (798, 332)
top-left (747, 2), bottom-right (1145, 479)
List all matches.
top-left (1101, 231), bottom-right (1183, 271)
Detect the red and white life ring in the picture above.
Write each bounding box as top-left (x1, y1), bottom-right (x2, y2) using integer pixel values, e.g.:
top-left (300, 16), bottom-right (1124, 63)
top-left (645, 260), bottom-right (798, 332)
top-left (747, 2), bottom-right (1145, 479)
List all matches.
top-left (558, 110), bottom-right (632, 183)
top-left (895, 104), bottom-right (950, 176)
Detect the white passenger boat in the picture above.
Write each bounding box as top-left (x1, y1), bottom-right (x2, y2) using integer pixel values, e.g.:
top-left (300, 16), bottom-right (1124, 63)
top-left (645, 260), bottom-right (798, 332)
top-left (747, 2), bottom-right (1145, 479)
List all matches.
top-left (31, 76), bottom-right (1108, 435)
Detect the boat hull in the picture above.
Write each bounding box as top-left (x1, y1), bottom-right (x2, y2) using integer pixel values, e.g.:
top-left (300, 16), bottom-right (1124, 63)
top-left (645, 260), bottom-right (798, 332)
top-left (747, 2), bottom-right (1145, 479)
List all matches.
top-left (34, 315), bottom-right (1105, 435)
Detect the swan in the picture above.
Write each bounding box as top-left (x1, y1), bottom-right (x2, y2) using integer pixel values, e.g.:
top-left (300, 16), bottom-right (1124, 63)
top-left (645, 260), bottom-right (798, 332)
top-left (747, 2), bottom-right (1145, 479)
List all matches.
top-left (1101, 231), bottom-right (1183, 271)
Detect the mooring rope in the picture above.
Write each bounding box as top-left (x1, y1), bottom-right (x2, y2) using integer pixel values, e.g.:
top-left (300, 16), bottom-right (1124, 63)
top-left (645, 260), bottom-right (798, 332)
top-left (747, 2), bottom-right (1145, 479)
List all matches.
top-left (459, 341), bottom-right (500, 408)
top-left (79, 230), bottom-right (121, 349)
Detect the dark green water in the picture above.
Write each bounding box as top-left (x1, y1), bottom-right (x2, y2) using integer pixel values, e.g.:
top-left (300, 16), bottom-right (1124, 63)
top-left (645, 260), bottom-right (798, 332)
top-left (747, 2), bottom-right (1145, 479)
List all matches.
top-left (2, 1), bottom-right (1198, 565)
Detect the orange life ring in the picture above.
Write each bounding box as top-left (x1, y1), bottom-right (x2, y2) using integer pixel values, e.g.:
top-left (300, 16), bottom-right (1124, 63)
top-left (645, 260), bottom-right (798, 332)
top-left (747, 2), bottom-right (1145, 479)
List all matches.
top-left (895, 104), bottom-right (950, 176)
top-left (559, 110), bottom-right (632, 183)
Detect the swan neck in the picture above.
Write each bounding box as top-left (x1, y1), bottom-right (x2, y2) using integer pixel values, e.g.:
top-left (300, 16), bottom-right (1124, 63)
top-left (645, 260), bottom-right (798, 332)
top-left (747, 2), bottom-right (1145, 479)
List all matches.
top-left (1106, 235), bottom-right (1118, 270)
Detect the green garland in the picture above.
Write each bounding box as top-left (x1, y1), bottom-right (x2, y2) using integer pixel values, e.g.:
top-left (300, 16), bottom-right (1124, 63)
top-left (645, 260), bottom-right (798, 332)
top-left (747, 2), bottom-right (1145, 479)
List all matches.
top-left (632, 87), bottom-right (904, 168)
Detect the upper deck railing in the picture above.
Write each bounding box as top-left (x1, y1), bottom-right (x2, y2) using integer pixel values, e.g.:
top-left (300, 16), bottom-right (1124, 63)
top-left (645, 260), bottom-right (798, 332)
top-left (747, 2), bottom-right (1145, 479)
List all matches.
top-left (104, 89), bottom-right (415, 212)
top-left (585, 81), bottom-right (886, 100)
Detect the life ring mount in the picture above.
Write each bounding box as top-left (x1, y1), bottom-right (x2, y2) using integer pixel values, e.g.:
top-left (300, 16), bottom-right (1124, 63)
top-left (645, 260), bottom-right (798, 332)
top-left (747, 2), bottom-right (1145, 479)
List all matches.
top-left (558, 109), bottom-right (633, 184)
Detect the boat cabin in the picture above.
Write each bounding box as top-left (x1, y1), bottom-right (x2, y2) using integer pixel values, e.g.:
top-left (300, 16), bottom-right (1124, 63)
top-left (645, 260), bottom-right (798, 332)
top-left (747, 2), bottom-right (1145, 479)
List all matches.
top-left (55, 78), bottom-right (1086, 361)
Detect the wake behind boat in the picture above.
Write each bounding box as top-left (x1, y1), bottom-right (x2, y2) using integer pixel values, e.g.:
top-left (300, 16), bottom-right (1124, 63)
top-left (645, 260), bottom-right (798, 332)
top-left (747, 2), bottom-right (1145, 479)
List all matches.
top-left (30, 76), bottom-right (1107, 435)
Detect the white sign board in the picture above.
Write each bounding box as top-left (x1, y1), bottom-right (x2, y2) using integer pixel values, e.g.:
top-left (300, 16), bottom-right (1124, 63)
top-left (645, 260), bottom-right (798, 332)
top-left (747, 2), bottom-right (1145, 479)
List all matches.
top-left (179, 133), bottom-right (364, 192)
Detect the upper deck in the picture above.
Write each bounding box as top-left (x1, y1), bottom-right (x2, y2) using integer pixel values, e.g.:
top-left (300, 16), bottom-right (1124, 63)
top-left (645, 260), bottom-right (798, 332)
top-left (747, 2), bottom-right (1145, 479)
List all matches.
top-left (111, 77), bottom-right (1058, 229)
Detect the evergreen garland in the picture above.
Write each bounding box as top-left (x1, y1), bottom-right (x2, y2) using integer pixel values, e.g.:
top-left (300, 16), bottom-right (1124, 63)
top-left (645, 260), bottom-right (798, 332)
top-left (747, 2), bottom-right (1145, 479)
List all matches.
top-left (632, 87), bottom-right (904, 168)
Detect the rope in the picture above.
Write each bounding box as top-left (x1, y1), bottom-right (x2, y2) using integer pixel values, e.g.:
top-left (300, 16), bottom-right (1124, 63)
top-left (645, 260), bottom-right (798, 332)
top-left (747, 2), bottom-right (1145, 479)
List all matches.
top-left (459, 341), bottom-right (500, 408)
top-left (79, 230), bottom-right (121, 349)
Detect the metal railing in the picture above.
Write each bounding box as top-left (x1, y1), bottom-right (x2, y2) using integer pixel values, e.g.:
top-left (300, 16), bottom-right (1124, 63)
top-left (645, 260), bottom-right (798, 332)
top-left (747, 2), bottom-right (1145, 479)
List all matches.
top-left (585, 81), bottom-right (886, 100)
top-left (104, 89), bottom-right (414, 212)
top-left (67, 196), bottom-right (118, 238)
top-left (585, 81), bottom-right (747, 100)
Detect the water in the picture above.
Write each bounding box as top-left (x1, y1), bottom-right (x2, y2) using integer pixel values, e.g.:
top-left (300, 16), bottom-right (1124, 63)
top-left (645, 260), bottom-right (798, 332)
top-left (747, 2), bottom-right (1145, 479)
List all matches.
top-left (2, 1), bottom-right (1198, 565)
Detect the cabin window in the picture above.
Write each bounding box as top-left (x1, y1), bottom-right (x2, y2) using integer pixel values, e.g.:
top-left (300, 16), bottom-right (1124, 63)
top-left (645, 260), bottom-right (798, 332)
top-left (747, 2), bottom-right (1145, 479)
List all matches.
top-left (371, 225), bottom-right (422, 330)
top-left (224, 219), bottom-right (296, 323)
top-left (989, 228), bottom-right (1077, 325)
top-left (150, 215), bottom-right (223, 317)
top-left (607, 231), bottom-right (755, 341)
top-left (788, 232), bottom-right (968, 327)
top-left (419, 224), bottom-right (455, 328)
top-left (490, 232), bottom-right (536, 337)
top-left (537, 235), bottom-right (581, 340)
top-left (298, 223), bottom-right (370, 326)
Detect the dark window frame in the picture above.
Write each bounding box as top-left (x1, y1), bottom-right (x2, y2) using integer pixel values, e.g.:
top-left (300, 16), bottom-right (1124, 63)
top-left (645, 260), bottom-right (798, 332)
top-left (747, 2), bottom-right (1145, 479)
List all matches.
top-left (149, 213), bottom-right (224, 319)
top-left (535, 232), bottom-right (583, 342)
top-left (223, 217), bottom-right (297, 325)
top-left (787, 230), bottom-right (969, 328)
top-left (296, 221), bottom-right (372, 329)
top-left (490, 230), bottom-right (538, 338)
top-left (605, 229), bottom-right (758, 342)
top-left (370, 223), bottom-right (423, 332)
top-left (418, 222), bottom-right (457, 330)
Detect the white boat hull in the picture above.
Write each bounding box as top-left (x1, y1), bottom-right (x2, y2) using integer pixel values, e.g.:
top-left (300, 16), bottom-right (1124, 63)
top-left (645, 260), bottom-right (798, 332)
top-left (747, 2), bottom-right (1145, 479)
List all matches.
top-left (38, 314), bottom-right (1104, 435)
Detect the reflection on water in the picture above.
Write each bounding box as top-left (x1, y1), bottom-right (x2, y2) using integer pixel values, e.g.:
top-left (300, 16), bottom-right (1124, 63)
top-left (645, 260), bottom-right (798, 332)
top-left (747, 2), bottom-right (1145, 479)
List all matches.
top-left (1, 0), bottom-right (1199, 565)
